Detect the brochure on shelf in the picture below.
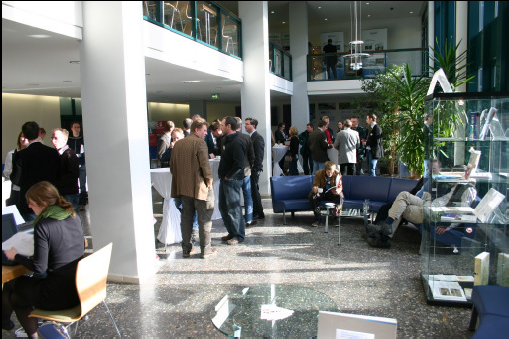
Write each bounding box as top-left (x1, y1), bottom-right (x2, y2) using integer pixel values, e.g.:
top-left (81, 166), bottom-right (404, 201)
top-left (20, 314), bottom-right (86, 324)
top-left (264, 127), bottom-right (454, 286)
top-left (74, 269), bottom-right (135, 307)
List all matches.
top-left (317, 311), bottom-right (397, 339)
top-left (479, 107), bottom-right (498, 140)
top-left (463, 147), bottom-right (481, 179)
top-left (474, 252), bottom-right (490, 286)
top-left (431, 188), bottom-right (505, 223)
top-left (497, 253), bottom-right (509, 287)
top-left (429, 280), bottom-right (467, 301)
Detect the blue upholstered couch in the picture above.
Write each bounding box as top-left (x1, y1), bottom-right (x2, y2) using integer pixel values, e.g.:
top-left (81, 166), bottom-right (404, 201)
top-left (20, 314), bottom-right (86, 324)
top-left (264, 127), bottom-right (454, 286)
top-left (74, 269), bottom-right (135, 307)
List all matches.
top-left (469, 285), bottom-right (509, 338)
top-left (270, 175), bottom-right (418, 224)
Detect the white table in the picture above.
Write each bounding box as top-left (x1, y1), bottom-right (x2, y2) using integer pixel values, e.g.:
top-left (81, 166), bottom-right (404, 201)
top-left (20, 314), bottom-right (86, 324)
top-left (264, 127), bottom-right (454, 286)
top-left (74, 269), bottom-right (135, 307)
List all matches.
top-left (272, 145), bottom-right (304, 176)
top-left (209, 159), bottom-right (222, 220)
top-left (150, 168), bottom-right (182, 245)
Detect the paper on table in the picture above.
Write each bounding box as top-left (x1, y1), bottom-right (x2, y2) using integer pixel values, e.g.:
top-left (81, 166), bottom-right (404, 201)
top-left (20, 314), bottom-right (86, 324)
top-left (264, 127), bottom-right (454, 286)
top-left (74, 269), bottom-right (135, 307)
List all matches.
top-left (260, 304), bottom-right (294, 321)
top-left (2, 232), bottom-right (34, 256)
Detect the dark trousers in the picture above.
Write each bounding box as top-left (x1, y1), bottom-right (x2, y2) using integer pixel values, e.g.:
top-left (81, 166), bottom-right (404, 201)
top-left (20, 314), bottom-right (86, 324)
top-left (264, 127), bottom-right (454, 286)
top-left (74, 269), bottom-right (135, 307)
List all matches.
top-left (355, 157), bottom-right (364, 175)
top-left (250, 171), bottom-right (264, 217)
top-left (340, 163), bottom-right (355, 175)
top-left (302, 153), bottom-right (313, 175)
top-left (326, 61), bottom-right (337, 79)
top-left (181, 194), bottom-right (213, 254)
top-left (219, 178), bottom-right (245, 241)
top-left (309, 191), bottom-right (344, 220)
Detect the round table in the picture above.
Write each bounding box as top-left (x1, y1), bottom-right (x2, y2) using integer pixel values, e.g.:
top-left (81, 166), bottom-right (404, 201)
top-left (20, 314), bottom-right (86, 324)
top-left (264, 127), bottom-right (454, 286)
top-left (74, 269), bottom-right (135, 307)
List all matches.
top-left (150, 168), bottom-right (182, 245)
top-left (210, 284), bottom-right (338, 337)
top-left (272, 145), bottom-right (304, 176)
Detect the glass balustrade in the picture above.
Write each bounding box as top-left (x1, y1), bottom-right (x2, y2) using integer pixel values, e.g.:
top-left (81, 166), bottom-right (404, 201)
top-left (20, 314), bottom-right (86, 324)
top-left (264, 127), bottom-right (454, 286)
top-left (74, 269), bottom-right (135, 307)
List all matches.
top-left (269, 42), bottom-right (292, 81)
top-left (143, 1), bottom-right (241, 58)
top-left (308, 48), bottom-right (427, 81)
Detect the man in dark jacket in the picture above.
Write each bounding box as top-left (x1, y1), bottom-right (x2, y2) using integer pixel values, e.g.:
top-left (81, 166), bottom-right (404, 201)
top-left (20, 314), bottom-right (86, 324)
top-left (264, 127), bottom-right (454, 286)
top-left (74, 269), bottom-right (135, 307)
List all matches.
top-left (363, 114), bottom-right (383, 176)
top-left (51, 128), bottom-right (80, 212)
top-left (245, 117), bottom-right (265, 220)
top-left (299, 123), bottom-right (314, 175)
top-left (12, 121), bottom-right (60, 220)
top-left (351, 117), bottom-right (367, 175)
top-left (68, 121), bottom-right (87, 205)
top-left (308, 120), bottom-right (333, 174)
top-left (218, 117), bottom-right (246, 245)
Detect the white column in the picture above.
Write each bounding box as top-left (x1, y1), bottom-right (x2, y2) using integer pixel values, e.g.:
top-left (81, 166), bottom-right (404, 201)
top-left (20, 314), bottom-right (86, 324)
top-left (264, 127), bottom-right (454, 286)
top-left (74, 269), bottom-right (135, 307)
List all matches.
top-left (289, 1), bottom-right (310, 132)
top-left (455, 1), bottom-right (468, 92)
top-left (239, 1), bottom-right (271, 196)
top-left (80, 2), bottom-right (156, 283)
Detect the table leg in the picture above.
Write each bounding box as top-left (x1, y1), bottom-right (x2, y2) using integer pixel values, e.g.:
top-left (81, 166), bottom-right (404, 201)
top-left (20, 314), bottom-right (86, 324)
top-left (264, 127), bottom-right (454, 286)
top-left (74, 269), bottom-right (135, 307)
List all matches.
top-left (324, 215), bottom-right (329, 233)
top-left (338, 216), bottom-right (341, 246)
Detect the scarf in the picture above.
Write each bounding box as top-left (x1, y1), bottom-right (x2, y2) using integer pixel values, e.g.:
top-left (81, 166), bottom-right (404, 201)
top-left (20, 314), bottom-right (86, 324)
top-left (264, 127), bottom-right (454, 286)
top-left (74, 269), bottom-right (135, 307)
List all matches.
top-left (34, 205), bottom-right (72, 225)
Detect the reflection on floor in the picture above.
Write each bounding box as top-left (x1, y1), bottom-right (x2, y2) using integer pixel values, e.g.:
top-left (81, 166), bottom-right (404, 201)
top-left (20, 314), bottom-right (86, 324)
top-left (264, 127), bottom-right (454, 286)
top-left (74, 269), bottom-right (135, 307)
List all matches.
top-left (2, 189), bottom-right (474, 338)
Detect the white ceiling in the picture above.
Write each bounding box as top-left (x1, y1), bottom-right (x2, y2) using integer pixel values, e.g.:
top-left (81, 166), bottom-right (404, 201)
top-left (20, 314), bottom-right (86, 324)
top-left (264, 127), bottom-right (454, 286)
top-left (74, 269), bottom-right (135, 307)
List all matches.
top-left (2, 1), bottom-right (425, 104)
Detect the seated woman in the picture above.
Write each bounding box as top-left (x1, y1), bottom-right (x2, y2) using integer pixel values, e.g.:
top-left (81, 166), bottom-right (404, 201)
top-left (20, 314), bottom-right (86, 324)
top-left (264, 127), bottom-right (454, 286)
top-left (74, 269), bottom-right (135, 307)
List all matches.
top-left (308, 161), bottom-right (343, 227)
top-left (2, 181), bottom-right (84, 337)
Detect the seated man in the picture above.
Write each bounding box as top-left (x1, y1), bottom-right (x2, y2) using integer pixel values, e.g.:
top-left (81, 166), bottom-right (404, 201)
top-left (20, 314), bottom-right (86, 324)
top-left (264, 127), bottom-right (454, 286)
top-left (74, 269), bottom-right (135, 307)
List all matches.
top-left (308, 161), bottom-right (343, 227)
top-left (367, 183), bottom-right (477, 248)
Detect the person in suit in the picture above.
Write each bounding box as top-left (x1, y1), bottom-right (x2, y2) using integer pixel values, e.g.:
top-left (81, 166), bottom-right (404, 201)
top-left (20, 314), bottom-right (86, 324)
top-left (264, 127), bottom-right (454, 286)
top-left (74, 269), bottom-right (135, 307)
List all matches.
top-left (351, 116), bottom-right (367, 175)
top-left (170, 118), bottom-right (216, 259)
top-left (334, 119), bottom-right (360, 175)
top-left (11, 121), bottom-right (60, 221)
top-left (67, 121), bottom-right (87, 206)
top-left (308, 120), bottom-right (333, 174)
top-left (299, 123), bottom-right (314, 175)
top-left (209, 121), bottom-right (224, 157)
top-left (321, 116), bottom-right (335, 146)
top-left (245, 117), bottom-right (265, 220)
top-left (157, 120), bottom-right (174, 168)
top-left (362, 114), bottom-right (383, 176)
top-left (182, 118), bottom-right (192, 137)
top-left (51, 128), bottom-right (80, 212)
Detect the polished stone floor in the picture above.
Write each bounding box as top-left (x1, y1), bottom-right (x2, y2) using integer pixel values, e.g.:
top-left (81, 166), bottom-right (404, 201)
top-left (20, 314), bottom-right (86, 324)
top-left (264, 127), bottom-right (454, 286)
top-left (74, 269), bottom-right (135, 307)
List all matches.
top-left (3, 188), bottom-right (475, 338)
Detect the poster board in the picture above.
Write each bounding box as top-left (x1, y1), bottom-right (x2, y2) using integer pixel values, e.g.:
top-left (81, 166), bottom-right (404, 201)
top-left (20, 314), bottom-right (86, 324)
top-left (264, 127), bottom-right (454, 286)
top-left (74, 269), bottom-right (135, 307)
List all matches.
top-left (318, 311), bottom-right (397, 339)
top-left (320, 32), bottom-right (344, 53)
top-left (361, 28), bottom-right (387, 51)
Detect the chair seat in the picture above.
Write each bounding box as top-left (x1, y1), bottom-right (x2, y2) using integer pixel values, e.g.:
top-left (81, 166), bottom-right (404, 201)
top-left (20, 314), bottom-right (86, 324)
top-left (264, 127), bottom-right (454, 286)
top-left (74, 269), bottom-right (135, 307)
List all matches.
top-left (472, 285), bottom-right (509, 318)
top-left (31, 304), bottom-right (81, 322)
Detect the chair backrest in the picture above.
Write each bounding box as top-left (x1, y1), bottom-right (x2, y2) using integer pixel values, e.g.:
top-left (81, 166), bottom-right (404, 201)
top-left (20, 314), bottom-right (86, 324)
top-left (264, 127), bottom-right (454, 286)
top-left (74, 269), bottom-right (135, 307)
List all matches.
top-left (76, 243), bottom-right (113, 317)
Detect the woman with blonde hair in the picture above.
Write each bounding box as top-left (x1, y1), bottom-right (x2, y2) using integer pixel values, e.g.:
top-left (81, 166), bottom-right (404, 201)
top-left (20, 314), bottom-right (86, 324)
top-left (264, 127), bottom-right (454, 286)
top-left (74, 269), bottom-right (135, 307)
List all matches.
top-left (288, 126), bottom-right (300, 175)
top-left (2, 181), bottom-right (84, 336)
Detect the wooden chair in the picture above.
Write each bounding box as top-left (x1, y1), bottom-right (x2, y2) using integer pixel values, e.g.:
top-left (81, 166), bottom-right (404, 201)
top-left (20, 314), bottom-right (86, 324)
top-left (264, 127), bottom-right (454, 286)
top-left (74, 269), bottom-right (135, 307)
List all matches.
top-left (29, 243), bottom-right (121, 338)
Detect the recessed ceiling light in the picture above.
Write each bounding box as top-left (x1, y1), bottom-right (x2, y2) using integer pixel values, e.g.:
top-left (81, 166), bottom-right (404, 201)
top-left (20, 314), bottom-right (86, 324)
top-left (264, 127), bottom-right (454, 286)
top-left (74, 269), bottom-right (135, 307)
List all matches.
top-left (325, 18), bottom-right (328, 21)
top-left (366, 2), bottom-right (370, 4)
top-left (409, 11), bottom-right (414, 14)
top-left (367, 14), bottom-right (371, 17)
top-left (69, 61), bottom-right (80, 64)
top-left (282, 21), bottom-right (286, 24)
top-left (318, 6), bottom-right (322, 9)
top-left (28, 34), bottom-right (50, 39)
top-left (182, 80), bottom-right (201, 83)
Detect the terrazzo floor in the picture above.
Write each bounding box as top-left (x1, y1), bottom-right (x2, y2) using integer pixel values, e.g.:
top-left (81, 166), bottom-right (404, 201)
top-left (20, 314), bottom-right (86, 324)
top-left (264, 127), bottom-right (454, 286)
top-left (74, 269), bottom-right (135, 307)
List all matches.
top-left (3, 187), bottom-right (475, 338)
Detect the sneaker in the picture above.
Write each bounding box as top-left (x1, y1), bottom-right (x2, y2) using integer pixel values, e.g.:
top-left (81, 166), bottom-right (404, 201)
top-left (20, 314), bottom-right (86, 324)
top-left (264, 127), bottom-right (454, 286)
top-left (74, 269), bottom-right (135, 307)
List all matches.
top-left (201, 248), bottom-right (218, 259)
top-left (226, 238), bottom-right (239, 245)
top-left (311, 220), bottom-right (320, 227)
top-left (246, 220), bottom-right (257, 227)
top-left (221, 234), bottom-right (234, 242)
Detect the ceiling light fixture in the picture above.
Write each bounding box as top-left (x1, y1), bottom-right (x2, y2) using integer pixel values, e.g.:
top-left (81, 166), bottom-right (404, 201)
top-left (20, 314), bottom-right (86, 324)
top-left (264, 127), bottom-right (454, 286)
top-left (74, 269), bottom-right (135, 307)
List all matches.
top-left (343, 1), bottom-right (370, 71)
top-left (271, 11), bottom-right (275, 14)
top-left (182, 80), bottom-right (201, 83)
top-left (28, 34), bottom-right (50, 39)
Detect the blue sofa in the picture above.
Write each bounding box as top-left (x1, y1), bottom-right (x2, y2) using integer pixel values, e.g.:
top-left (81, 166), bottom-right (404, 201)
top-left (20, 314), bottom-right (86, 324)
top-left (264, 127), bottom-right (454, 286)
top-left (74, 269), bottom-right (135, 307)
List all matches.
top-left (270, 175), bottom-right (418, 224)
top-left (469, 285), bottom-right (509, 338)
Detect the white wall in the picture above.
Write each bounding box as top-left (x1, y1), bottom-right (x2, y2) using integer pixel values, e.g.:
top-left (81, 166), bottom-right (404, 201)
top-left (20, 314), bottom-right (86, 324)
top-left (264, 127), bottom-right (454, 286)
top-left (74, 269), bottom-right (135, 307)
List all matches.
top-left (147, 102), bottom-right (189, 124)
top-left (2, 93), bottom-right (61, 162)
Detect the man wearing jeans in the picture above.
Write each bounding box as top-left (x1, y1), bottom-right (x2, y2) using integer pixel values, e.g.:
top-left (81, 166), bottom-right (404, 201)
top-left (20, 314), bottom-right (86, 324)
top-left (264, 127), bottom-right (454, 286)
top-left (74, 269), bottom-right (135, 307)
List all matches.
top-left (170, 118), bottom-right (216, 259)
top-left (363, 114), bottom-right (383, 176)
top-left (218, 117), bottom-right (246, 245)
top-left (235, 117), bottom-right (256, 226)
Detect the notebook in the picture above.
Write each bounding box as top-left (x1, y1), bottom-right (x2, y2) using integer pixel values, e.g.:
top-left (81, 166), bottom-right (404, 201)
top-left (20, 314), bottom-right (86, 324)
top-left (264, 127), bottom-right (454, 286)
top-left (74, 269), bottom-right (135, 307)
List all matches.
top-left (2, 213), bottom-right (19, 265)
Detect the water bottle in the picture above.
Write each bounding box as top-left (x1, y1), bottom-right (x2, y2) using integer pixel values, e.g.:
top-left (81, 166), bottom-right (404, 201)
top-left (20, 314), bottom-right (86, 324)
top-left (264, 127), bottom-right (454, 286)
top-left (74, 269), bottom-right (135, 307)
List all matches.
top-left (363, 199), bottom-right (369, 215)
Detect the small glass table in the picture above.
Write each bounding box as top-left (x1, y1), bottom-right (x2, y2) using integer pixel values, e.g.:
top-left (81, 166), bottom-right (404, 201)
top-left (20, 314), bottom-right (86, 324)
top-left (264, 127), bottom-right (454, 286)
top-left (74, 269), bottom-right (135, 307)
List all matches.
top-left (320, 206), bottom-right (370, 246)
top-left (210, 284), bottom-right (338, 337)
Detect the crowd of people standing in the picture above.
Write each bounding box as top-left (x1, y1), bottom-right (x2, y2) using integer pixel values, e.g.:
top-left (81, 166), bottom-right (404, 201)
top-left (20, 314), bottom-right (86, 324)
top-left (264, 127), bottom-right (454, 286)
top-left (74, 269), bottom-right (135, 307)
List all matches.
top-left (278, 114), bottom-right (382, 177)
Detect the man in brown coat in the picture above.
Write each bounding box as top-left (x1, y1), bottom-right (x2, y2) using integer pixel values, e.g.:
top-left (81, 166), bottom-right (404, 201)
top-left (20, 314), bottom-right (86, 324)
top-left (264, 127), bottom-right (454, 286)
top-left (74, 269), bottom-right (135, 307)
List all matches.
top-left (170, 118), bottom-right (216, 259)
top-left (308, 161), bottom-right (344, 227)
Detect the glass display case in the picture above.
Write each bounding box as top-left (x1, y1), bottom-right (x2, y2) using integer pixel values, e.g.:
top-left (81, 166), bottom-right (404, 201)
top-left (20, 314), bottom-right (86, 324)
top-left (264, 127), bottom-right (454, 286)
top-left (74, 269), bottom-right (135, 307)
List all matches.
top-left (421, 92), bottom-right (509, 307)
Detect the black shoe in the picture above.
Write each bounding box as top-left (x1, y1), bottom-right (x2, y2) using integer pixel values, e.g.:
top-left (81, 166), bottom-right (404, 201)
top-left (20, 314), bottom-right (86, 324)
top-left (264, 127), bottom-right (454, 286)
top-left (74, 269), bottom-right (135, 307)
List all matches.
top-left (2, 320), bottom-right (14, 331)
top-left (366, 223), bottom-right (383, 234)
top-left (380, 221), bottom-right (393, 236)
top-left (367, 234), bottom-right (391, 248)
top-left (253, 213), bottom-right (265, 220)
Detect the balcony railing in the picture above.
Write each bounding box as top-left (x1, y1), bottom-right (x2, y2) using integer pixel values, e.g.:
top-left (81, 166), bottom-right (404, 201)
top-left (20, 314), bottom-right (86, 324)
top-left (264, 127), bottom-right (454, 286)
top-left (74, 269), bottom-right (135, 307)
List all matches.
top-left (143, 1), bottom-right (242, 59)
top-left (269, 42), bottom-right (292, 81)
top-left (308, 48), bottom-right (428, 81)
